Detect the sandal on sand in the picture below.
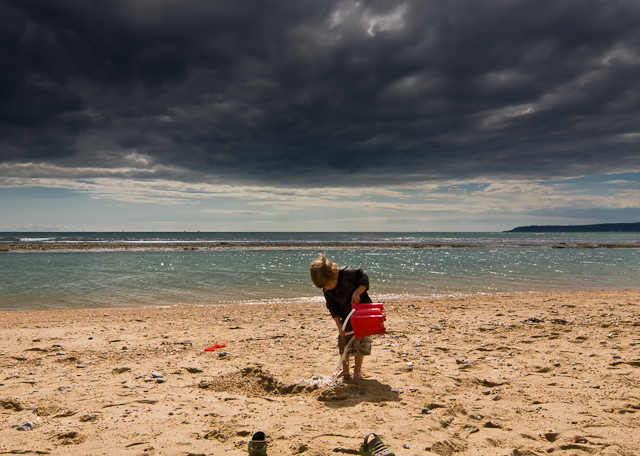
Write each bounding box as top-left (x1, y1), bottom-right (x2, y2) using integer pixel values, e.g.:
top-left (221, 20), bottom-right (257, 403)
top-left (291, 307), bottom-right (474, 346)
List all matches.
top-left (248, 431), bottom-right (267, 456)
top-left (359, 433), bottom-right (395, 456)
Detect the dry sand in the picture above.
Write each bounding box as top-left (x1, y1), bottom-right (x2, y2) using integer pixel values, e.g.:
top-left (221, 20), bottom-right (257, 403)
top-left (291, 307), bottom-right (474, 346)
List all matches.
top-left (1, 289), bottom-right (640, 456)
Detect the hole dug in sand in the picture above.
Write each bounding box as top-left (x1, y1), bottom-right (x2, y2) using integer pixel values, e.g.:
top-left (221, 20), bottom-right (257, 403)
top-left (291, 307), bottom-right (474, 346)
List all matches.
top-left (197, 366), bottom-right (320, 396)
top-left (54, 431), bottom-right (86, 445)
top-left (0, 398), bottom-right (24, 411)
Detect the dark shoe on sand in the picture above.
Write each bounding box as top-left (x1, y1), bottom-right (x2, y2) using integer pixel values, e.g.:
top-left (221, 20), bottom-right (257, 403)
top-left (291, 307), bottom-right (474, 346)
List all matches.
top-left (248, 431), bottom-right (267, 455)
top-left (359, 433), bottom-right (395, 456)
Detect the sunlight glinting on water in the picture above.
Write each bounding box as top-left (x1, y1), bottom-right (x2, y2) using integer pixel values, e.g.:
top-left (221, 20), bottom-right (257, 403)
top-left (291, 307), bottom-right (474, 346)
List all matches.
top-left (1, 233), bottom-right (639, 310)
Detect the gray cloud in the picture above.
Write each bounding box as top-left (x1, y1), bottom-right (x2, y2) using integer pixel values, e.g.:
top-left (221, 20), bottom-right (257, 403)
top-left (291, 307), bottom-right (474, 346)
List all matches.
top-left (2, 0), bottom-right (640, 186)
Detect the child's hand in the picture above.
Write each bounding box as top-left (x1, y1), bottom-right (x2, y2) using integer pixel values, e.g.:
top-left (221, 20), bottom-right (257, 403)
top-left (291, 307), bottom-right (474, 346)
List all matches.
top-left (351, 285), bottom-right (367, 304)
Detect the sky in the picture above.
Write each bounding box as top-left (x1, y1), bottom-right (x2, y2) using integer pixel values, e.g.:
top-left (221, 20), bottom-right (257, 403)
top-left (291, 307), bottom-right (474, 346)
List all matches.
top-left (1, 0), bottom-right (640, 232)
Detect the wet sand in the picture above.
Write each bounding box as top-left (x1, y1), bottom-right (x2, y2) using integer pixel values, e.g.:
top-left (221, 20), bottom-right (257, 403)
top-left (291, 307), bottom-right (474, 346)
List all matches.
top-left (1, 289), bottom-right (640, 455)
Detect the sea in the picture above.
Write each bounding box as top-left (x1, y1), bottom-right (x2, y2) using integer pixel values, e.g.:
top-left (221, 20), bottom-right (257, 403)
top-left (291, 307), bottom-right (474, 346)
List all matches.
top-left (1, 232), bottom-right (639, 311)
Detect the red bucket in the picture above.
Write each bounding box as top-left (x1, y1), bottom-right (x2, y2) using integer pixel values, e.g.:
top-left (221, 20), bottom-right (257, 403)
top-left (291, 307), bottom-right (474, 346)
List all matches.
top-left (352, 303), bottom-right (384, 312)
top-left (351, 314), bottom-right (387, 338)
top-left (354, 307), bottom-right (383, 316)
top-left (349, 303), bottom-right (387, 338)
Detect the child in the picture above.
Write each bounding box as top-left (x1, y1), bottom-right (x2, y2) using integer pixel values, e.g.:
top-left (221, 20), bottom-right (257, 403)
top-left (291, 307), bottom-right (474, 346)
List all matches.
top-left (310, 253), bottom-right (373, 381)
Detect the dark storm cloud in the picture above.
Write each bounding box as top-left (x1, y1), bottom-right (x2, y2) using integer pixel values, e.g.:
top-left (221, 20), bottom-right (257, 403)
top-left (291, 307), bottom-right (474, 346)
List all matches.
top-left (2, 0), bottom-right (640, 185)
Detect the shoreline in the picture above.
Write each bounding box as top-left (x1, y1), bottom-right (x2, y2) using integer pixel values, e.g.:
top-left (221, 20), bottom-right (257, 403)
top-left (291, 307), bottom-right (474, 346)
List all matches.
top-left (1, 288), bottom-right (635, 314)
top-left (1, 289), bottom-right (640, 455)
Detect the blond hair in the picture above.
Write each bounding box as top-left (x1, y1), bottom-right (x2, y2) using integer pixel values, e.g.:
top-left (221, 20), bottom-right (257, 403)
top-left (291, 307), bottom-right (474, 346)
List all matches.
top-left (309, 253), bottom-right (339, 288)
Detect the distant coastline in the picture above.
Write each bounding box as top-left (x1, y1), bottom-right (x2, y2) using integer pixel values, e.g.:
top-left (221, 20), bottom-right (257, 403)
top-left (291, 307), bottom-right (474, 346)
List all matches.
top-left (507, 222), bottom-right (640, 233)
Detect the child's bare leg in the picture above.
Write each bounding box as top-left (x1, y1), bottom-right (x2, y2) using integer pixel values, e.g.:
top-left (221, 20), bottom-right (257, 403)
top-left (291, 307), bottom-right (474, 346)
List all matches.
top-left (353, 354), bottom-right (364, 380)
top-left (342, 354), bottom-right (351, 379)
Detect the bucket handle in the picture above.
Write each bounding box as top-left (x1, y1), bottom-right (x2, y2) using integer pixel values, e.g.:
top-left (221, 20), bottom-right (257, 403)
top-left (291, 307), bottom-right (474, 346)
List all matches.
top-left (341, 308), bottom-right (356, 336)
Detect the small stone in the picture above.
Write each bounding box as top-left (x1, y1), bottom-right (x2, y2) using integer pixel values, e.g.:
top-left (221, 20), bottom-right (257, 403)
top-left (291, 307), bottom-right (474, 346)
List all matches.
top-left (553, 362), bottom-right (561, 367)
top-left (218, 352), bottom-right (227, 358)
top-left (613, 355), bottom-right (621, 359)
top-left (16, 421), bottom-right (35, 431)
top-left (421, 408), bottom-right (431, 414)
top-left (151, 372), bottom-right (163, 378)
top-left (403, 443), bottom-right (410, 449)
top-left (80, 414), bottom-right (97, 422)
top-left (122, 346), bottom-right (128, 350)
top-left (156, 379), bottom-right (165, 383)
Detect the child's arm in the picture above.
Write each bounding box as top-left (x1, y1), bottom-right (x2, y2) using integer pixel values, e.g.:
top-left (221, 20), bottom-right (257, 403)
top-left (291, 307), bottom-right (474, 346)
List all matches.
top-left (334, 315), bottom-right (346, 336)
top-left (351, 284), bottom-right (367, 304)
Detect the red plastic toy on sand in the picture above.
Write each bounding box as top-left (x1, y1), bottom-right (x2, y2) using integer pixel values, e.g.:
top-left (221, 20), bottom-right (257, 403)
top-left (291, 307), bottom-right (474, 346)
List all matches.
top-left (204, 342), bottom-right (226, 351)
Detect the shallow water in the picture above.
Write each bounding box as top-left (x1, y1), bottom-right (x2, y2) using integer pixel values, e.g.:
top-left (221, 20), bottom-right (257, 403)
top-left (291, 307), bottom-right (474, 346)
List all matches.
top-left (1, 232), bottom-right (639, 311)
top-left (3, 230), bottom-right (640, 247)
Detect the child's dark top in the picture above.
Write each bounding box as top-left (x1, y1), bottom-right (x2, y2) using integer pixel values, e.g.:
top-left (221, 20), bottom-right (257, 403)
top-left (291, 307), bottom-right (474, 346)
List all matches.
top-left (324, 266), bottom-right (372, 328)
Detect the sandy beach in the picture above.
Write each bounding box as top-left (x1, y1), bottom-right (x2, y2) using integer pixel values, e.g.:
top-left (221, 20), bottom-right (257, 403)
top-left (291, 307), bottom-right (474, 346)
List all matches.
top-left (1, 289), bottom-right (640, 455)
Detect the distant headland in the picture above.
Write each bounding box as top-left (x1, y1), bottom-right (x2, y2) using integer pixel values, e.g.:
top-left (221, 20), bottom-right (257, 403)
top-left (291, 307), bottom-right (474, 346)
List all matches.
top-left (507, 222), bottom-right (640, 232)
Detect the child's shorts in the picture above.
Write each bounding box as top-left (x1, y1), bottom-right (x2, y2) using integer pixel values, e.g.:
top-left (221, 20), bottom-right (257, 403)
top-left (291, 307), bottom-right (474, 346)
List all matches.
top-left (338, 335), bottom-right (372, 356)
